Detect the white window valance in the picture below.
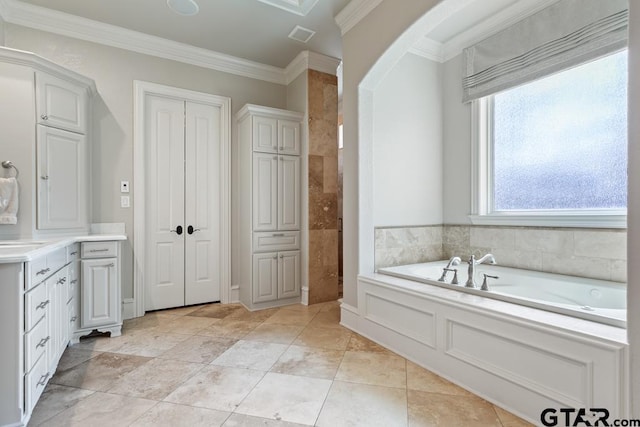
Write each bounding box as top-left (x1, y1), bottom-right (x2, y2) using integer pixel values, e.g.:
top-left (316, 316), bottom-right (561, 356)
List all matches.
top-left (462, 0), bottom-right (628, 103)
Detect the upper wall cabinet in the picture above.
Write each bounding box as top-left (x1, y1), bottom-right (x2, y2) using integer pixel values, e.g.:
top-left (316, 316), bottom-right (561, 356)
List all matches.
top-left (252, 115), bottom-right (301, 155)
top-left (36, 72), bottom-right (88, 135)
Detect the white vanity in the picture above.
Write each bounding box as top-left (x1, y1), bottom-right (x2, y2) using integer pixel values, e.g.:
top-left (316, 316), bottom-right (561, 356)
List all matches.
top-left (0, 235), bottom-right (125, 426)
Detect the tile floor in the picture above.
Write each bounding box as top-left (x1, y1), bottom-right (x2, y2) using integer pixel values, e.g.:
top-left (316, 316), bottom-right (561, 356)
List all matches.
top-left (31, 301), bottom-right (533, 426)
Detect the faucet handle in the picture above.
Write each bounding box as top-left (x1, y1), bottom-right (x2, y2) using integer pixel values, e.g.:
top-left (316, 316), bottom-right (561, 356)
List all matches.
top-left (481, 274), bottom-right (499, 291)
top-left (443, 268), bottom-right (459, 285)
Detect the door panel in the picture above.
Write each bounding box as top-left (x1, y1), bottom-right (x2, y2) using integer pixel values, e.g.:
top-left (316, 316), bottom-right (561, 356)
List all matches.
top-left (81, 259), bottom-right (117, 328)
top-left (279, 251), bottom-right (300, 299)
top-left (184, 102), bottom-right (221, 305)
top-left (278, 120), bottom-right (300, 155)
top-left (278, 155), bottom-right (300, 230)
top-left (36, 71), bottom-right (87, 134)
top-left (145, 95), bottom-right (185, 311)
top-left (253, 153), bottom-right (278, 231)
top-left (252, 253), bottom-right (278, 303)
top-left (252, 116), bottom-right (278, 153)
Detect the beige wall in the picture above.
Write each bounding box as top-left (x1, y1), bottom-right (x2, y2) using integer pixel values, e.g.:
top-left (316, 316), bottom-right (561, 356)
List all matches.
top-left (4, 23), bottom-right (288, 300)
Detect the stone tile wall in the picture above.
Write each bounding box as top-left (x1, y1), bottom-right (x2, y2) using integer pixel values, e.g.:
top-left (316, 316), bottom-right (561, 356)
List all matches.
top-left (374, 224), bottom-right (627, 282)
top-left (308, 70), bottom-right (339, 304)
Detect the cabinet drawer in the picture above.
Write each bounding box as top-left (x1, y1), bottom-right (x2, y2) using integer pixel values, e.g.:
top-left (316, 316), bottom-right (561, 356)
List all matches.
top-left (81, 241), bottom-right (117, 258)
top-left (253, 231), bottom-right (300, 252)
top-left (67, 243), bottom-right (80, 262)
top-left (27, 256), bottom-right (48, 289)
top-left (68, 262), bottom-right (79, 304)
top-left (47, 248), bottom-right (67, 273)
top-left (24, 317), bottom-right (49, 373)
top-left (25, 282), bottom-right (49, 332)
top-left (25, 352), bottom-right (50, 414)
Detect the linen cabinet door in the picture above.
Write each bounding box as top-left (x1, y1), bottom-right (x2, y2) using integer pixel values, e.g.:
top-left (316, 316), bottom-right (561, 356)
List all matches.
top-left (37, 126), bottom-right (87, 230)
top-left (252, 115), bottom-right (278, 153)
top-left (278, 155), bottom-right (300, 231)
top-left (253, 153), bottom-right (278, 231)
top-left (81, 258), bottom-right (118, 328)
top-left (278, 119), bottom-right (300, 155)
top-left (35, 71), bottom-right (87, 134)
top-left (252, 253), bottom-right (278, 303)
top-left (278, 251), bottom-right (300, 299)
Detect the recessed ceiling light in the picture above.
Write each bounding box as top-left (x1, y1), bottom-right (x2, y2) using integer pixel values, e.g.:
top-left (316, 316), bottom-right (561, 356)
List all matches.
top-left (167, 0), bottom-right (199, 16)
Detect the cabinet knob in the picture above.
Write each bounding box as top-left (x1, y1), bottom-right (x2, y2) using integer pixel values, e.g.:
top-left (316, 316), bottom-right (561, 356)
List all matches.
top-left (41, 175), bottom-right (49, 180)
top-left (41, 114), bottom-right (48, 121)
top-left (279, 254), bottom-right (284, 258)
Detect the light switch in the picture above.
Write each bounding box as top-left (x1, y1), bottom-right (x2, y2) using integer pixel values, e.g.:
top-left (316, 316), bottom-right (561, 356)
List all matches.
top-left (120, 180), bottom-right (130, 193)
top-left (121, 196), bottom-right (130, 208)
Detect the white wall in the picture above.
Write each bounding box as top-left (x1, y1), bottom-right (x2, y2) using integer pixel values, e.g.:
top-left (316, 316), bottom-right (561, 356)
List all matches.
top-left (373, 53), bottom-right (442, 226)
top-left (4, 23), bottom-right (288, 301)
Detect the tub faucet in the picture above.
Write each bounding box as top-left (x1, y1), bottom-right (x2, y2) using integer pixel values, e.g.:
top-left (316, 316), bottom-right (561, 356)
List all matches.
top-left (438, 256), bottom-right (461, 282)
top-left (465, 254), bottom-right (497, 288)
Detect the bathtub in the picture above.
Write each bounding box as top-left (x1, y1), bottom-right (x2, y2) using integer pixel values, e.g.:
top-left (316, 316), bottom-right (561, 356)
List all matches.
top-left (378, 260), bottom-right (626, 328)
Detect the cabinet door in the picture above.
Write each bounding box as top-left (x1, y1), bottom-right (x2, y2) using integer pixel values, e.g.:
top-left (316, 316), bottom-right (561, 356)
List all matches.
top-left (278, 120), bottom-right (301, 155)
top-left (278, 251), bottom-right (300, 299)
top-left (253, 153), bottom-right (278, 231)
top-left (81, 258), bottom-right (118, 329)
top-left (278, 155), bottom-right (300, 230)
top-left (37, 126), bottom-right (87, 230)
top-left (252, 253), bottom-right (278, 303)
top-left (252, 115), bottom-right (278, 153)
top-left (36, 71), bottom-right (87, 134)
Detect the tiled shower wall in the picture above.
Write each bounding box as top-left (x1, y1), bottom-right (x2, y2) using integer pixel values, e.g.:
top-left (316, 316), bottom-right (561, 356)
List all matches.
top-left (375, 225), bottom-right (627, 282)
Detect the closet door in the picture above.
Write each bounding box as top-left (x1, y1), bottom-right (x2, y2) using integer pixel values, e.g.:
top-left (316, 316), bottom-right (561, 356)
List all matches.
top-left (145, 95), bottom-right (186, 311)
top-left (184, 102), bottom-right (221, 305)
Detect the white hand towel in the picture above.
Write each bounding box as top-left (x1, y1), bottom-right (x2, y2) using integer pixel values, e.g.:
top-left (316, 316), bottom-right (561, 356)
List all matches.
top-left (0, 177), bottom-right (19, 224)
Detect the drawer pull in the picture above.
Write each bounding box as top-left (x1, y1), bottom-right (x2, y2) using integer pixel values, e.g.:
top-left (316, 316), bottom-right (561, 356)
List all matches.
top-left (89, 248), bottom-right (109, 253)
top-left (272, 233), bottom-right (285, 237)
top-left (41, 114), bottom-right (48, 121)
top-left (36, 300), bottom-right (50, 310)
top-left (36, 268), bottom-right (50, 276)
top-left (37, 372), bottom-right (50, 387)
top-left (36, 336), bottom-right (50, 348)
top-left (71, 279), bottom-right (78, 284)
top-left (57, 277), bottom-right (67, 285)
top-left (280, 254), bottom-right (284, 258)
top-left (70, 316), bottom-right (77, 322)
top-left (70, 251), bottom-right (78, 256)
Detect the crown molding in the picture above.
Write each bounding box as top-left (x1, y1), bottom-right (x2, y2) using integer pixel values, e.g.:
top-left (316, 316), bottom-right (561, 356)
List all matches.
top-left (0, 0), bottom-right (288, 84)
top-left (335, 0), bottom-right (384, 36)
top-left (284, 50), bottom-right (341, 84)
top-left (255, 0), bottom-right (320, 16)
top-left (440, 0), bottom-right (560, 62)
top-left (409, 36), bottom-right (444, 62)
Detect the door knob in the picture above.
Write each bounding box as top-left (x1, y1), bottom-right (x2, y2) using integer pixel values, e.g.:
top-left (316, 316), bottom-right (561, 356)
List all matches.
top-left (187, 225), bottom-right (200, 234)
top-left (171, 225), bottom-right (183, 235)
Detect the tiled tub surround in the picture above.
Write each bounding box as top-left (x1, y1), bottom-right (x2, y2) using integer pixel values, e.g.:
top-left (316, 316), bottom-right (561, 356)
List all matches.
top-left (375, 225), bottom-right (626, 282)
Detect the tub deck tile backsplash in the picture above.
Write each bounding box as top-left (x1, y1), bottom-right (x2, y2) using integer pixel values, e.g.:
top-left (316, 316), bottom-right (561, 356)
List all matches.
top-left (375, 225), bottom-right (627, 283)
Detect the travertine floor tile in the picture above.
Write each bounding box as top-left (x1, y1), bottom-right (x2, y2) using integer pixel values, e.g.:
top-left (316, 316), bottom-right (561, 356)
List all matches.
top-left (406, 361), bottom-right (471, 396)
top-left (121, 312), bottom-right (180, 332)
top-left (494, 406), bottom-right (535, 427)
top-left (198, 319), bottom-right (262, 339)
top-left (293, 326), bottom-right (352, 350)
top-left (163, 365), bottom-right (264, 412)
top-left (130, 402), bottom-right (230, 427)
top-left (51, 352), bottom-right (152, 391)
top-left (243, 323), bottom-right (304, 344)
top-left (106, 357), bottom-right (204, 400)
top-left (307, 309), bottom-right (341, 329)
top-left (103, 331), bottom-right (192, 357)
top-left (189, 303), bottom-right (246, 319)
top-left (153, 316), bottom-right (219, 335)
top-left (55, 347), bottom-right (100, 371)
top-left (316, 380), bottom-right (407, 427)
top-left (41, 392), bottom-right (156, 427)
top-left (270, 345), bottom-right (344, 379)
top-left (346, 334), bottom-right (395, 355)
top-left (279, 303), bottom-right (323, 314)
top-left (235, 372), bottom-right (332, 425)
top-left (407, 389), bottom-right (501, 427)
top-left (158, 335), bottom-right (237, 363)
top-left (212, 340), bottom-right (288, 371)
top-left (226, 307), bottom-right (280, 322)
top-left (263, 309), bottom-right (318, 326)
top-left (29, 384), bottom-right (95, 426)
top-left (335, 351), bottom-right (406, 388)
top-left (160, 304), bottom-right (209, 316)
top-left (223, 413), bottom-right (309, 426)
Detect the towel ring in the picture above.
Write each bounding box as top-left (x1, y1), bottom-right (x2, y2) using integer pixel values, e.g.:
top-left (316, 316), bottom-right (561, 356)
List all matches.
top-left (1, 161), bottom-right (19, 178)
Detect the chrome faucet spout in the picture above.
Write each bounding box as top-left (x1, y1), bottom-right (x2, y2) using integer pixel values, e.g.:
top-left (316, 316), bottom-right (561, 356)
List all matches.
top-left (465, 254), bottom-right (497, 288)
top-left (476, 253), bottom-right (496, 265)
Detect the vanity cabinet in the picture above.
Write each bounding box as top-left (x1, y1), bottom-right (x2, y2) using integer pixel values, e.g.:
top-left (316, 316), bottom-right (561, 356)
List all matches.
top-left (0, 47), bottom-right (94, 239)
top-left (234, 104), bottom-right (304, 310)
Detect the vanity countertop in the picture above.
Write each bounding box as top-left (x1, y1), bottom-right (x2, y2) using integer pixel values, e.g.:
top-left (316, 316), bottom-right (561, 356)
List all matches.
top-left (0, 234), bottom-right (127, 263)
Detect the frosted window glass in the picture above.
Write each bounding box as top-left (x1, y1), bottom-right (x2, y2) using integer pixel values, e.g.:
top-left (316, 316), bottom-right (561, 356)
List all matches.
top-left (492, 50), bottom-right (628, 211)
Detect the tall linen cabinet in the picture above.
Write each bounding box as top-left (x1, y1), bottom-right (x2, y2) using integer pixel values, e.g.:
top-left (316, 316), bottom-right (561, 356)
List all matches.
top-left (233, 104), bottom-right (304, 310)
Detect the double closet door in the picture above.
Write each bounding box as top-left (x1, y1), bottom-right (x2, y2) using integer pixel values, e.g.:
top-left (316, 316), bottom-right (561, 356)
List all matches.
top-left (145, 94), bottom-right (221, 310)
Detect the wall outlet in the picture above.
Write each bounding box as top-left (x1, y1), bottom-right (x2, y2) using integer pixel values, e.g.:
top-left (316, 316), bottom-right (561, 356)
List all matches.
top-left (120, 180), bottom-right (130, 193)
top-left (121, 196), bottom-right (130, 208)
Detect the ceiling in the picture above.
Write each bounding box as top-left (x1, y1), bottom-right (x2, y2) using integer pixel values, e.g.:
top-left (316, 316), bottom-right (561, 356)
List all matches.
top-left (15, 0), bottom-right (351, 68)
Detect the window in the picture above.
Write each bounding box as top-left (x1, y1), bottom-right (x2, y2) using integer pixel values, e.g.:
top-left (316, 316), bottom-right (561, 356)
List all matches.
top-left (471, 50), bottom-right (628, 228)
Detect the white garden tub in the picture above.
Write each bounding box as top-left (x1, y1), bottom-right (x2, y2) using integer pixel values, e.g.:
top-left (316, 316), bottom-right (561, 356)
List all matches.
top-left (378, 260), bottom-right (626, 328)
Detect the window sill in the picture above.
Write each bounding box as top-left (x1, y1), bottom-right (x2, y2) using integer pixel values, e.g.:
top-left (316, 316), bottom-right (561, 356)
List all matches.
top-left (468, 212), bottom-right (627, 229)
